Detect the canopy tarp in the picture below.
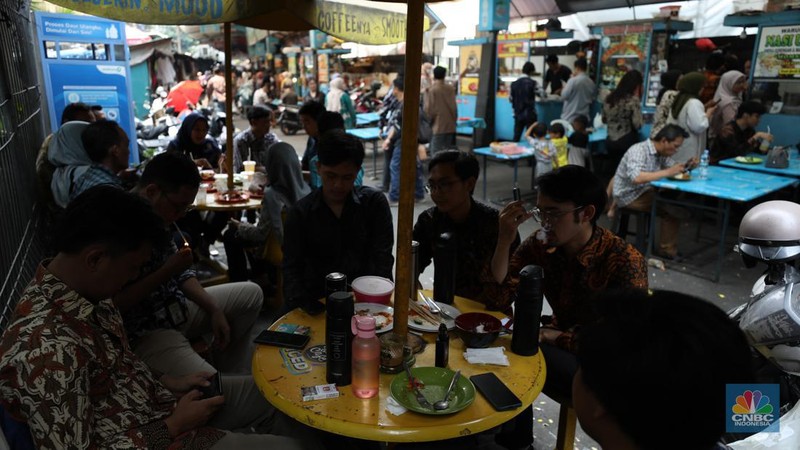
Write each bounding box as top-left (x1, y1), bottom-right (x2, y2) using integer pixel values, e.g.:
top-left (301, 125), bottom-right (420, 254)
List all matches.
top-left (510, 0), bottom-right (688, 18)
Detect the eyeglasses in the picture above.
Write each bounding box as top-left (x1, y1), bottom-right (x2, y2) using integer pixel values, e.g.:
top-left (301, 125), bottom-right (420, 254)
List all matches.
top-left (425, 179), bottom-right (460, 194)
top-left (162, 193), bottom-right (195, 214)
top-left (530, 206), bottom-right (584, 223)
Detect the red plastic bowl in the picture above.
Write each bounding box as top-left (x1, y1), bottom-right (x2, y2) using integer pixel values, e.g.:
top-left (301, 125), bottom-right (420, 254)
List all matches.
top-left (351, 276), bottom-right (394, 305)
top-left (455, 312), bottom-right (504, 348)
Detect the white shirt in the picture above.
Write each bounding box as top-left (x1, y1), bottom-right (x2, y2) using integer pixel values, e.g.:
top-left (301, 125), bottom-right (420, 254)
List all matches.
top-left (667, 98), bottom-right (707, 163)
top-left (560, 72), bottom-right (596, 122)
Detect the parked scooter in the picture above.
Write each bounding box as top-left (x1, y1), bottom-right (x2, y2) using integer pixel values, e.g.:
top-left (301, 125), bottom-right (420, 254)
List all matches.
top-left (353, 81), bottom-right (383, 113)
top-left (729, 200), bottom-right (800, 418)
top-left (198, 106), bottom-right (227, 147)
top-left (277, 104), bottom-right (303, 135)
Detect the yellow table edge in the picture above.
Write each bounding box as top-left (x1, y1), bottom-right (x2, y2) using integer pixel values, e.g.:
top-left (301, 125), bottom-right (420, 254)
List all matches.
top-left (252, 292), bottom-right (547, 443)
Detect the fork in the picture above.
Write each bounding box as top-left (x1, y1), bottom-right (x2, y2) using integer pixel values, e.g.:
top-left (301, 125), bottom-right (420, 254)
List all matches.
top-left (419, 292), bottom-right (456, 321)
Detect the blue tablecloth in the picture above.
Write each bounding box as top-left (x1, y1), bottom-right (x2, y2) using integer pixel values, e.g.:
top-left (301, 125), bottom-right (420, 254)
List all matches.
top-left (473, 145), bottom-right (534, 161)
top-left (718, 153), bottom-right (800, 178)
top-left (651, 166), bottom-right (797, 202)
top-left (356, 113), bottom-right (381, 127)
top-left (346, 127), bottom-right (382, 141)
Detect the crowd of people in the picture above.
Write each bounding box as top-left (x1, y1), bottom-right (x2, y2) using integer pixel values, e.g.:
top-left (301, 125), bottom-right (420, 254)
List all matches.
top-left (1, 49), bottom-right (772, 449)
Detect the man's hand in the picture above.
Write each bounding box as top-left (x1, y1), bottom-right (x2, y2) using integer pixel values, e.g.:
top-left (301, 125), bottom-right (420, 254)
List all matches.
top-left (161, 372), bottom-right (214, 395)
top-left (382, 138), bottom-right (392, 151)
top-left (668, 162), bottom-right (689, 177)
top-left (228, 219), bottom-right (241, 230)
top-left (498, 201), bottom-right (532, 245)
top-left (164, 390), bottom-right (225, 437)
top-left (211, 309), bottom-right (231, 350)
top-left (754, 131), bottom-right (774, 142)
top-left (194, 158), bottom-right (213, 169)
top-left (165, 247), bottom-right (194, 275)
top-left (539, 327), bottom-right (563, 345)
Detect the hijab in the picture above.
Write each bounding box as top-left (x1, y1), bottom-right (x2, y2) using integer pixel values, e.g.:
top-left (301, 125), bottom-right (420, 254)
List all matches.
top-left (713, 70), bottom-right (745, 111)
top-left (671, 72), bottom-right (706, 119)
top-left (48, 121), bottom-right (91, 208)
top-left (169, 113), bottom-right (221, 166)
top-left (656, 70), bottom-right (682, 106)
top-left (265, 142), bottom-right (310, 204)
top-left (326, 78), bottom-right (346, 113)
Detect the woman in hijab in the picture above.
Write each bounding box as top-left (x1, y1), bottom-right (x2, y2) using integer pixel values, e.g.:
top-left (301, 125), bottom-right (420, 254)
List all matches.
top-left (709, 70), bottom-right (747, 140)
top-left (650, 70), bottom-right (682, 139)
top-left (667, 72), bottom-right (717, 163)
top-left (48, 121), bottom-right (91, 208)
top-left (325, 78), bottom-right (356, 128)
top-left (167, 113), bottom-right (222, 169)
top-left (223, 142), bottom-right (311, 282)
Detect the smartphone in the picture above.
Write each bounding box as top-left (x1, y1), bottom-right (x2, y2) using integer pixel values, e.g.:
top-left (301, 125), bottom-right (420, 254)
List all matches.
top-left (470, 372), bottom-right (522, 411)
top-left (254, 329), bottom-right (311, 349)
top-left (301, 299), bottom-right (326, 316)
top-left (199, 372), bottom-right (223, 399)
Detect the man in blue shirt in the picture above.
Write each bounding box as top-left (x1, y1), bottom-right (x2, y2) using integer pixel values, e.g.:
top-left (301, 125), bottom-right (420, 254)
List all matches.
top-left (70, 120), bottom-right (129, 202)
top-left (509, 62), bottom-right (541, 142)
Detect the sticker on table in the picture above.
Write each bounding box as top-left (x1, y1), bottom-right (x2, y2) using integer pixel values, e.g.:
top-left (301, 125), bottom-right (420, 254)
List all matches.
top-left (305, 344), bottom-right (327, 364)
top-left (280, 348), bottom-right (312, 375)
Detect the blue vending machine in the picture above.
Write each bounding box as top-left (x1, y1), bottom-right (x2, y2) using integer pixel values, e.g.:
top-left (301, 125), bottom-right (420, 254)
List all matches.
top-left (35, 12), bottom-right (138, 163)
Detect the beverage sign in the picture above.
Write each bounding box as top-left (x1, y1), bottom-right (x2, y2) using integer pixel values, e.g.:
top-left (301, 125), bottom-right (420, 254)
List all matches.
top-left (754, 25), bottom-right (800, 79)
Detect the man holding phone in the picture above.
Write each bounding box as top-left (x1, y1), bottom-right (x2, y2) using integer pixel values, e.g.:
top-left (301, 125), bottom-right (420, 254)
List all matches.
top-left (612, 124), bottom-right (693, 260)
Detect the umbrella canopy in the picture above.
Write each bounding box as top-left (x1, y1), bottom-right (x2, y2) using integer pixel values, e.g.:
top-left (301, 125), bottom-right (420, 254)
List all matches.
top-left (510, 0), bottom-right (688, 18)
top-left (166, 79), bottom-right (204, 113)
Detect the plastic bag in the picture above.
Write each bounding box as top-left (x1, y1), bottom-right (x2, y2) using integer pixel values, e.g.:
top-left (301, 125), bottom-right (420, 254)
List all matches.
top-left (729, 399), bottom-right (800, 449)
top-left (765, 146), bottom-right (789, 169)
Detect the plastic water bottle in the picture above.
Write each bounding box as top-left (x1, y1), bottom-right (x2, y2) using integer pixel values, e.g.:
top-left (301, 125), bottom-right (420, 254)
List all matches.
top-left (698, 149), bottom-right (710, 180)
top-left (351, 315), bottom-right (380, 398)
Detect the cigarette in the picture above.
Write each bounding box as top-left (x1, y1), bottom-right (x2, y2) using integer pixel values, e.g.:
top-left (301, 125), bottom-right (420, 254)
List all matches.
top-left (173, 223), bottom-right (190, 248)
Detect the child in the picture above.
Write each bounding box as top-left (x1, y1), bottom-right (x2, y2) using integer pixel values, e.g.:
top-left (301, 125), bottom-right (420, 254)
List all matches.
top-left (549, 122), bottom-right (569, 169)
top-left (568, 114), bottom-right (590, 167)
top-left (525, 122), bottom-right (555, 182)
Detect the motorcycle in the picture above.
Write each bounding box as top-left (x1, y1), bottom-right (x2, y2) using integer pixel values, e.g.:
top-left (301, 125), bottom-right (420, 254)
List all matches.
top-left (277, 103), bottom-right (303, 135)
top-left (352, 81), bottom-right (383, 113)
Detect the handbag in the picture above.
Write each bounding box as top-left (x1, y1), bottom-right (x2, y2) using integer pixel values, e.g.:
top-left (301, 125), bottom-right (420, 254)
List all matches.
top-left (765, 146), bottom-right (789, 169)
top-left (418, 106), bottom-right (433, 144)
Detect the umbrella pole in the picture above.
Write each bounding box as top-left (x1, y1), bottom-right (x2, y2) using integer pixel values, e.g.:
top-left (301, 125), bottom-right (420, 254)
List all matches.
top-left (392, 0), bottom-right (425, 340)
top-left (225, 22), bottom-right (234, 189)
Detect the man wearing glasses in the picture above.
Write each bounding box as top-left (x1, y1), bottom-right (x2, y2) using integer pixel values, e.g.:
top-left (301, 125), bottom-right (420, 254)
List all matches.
top-left (117, 153), bottom-right (264, 378)
top-left (413, 150), bottom-right (519, 310)
top-left (490, 165), bottom-right (647, 450)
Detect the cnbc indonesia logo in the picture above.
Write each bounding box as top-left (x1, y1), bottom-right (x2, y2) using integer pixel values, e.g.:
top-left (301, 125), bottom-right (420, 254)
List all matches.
top-left (727, 385), bottom-right (779, 433)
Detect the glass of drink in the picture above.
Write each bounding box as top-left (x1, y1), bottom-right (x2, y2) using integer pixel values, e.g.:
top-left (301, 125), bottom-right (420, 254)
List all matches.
top-left (243, 160), bottom-right (256, 172)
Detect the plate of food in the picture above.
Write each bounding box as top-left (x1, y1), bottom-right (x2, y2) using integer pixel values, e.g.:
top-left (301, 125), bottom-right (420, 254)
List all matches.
top-left (354, 303), bottom-right (394, 333)
top-left (735, 156), bottom-right (763, 164)
top-left (214, 190), bottom-right (250, 204)
top-left (408, 301), bottom-right (460, 332)
top-left (670, 172), bottom-right (692, 181)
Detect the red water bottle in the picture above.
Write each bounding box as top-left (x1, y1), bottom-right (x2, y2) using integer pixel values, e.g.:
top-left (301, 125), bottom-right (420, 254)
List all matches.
top-left (351, 315), bottom-right (380, 398)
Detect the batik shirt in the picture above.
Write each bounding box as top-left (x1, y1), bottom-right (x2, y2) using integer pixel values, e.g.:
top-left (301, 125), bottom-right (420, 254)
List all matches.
top-left (0, 262), bottom-right (224, 449)
top-left (122, 235), bottom-right (196, 341)
top-left (496, 227), bottom-right (648, 352)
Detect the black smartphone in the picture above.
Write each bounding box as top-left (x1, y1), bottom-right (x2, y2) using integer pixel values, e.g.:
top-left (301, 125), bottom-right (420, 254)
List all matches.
top-left (199, 372), bottom-right (223, 399)
top-left (301, 299), bottom-right (326, 316)
top-left (254, 329), bottom-right (311, 349)
top-left (470, 372), bottom-right (522, 411)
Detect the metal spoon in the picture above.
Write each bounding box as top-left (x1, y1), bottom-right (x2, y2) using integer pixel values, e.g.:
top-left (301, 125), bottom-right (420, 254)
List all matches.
top-left (434, 370), bottom-right (461, 411)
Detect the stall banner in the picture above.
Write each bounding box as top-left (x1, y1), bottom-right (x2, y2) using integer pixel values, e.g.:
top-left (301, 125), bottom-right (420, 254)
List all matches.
top-left (318, 54), bottom-right (330, 84)
top-left (498, 41), bottom-right (528, 58)
top-left (36, 12), bottom-right (138, 164)
top-left (754, 25), bottom-right (800, 79)
top-left (310, 30), bottom-right (329, 49)
top-left (44, 0), bottom-right (270, 25)
top-left (478, 0), bottom-right (510, 32)
top-left (459, 45), bottom-right (482, 96)
top-left (310, 1), bottom-right (429, 45)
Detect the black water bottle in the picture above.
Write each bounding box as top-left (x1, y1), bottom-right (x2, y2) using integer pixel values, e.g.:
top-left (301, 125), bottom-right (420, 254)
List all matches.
top-left (326, 291), bottom-right (354, 386)
top-left (435, 323), bottom-right (449, 368)
top-left (433, 232), bottom-right (456, 305)
top-left (511, 265), bottom-right (544, 356)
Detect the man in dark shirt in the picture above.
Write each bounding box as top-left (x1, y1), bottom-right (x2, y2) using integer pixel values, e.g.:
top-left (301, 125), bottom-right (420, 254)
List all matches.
top-left (509, 61), bottom-right (540, 142)
top-left (299, 100), bottom-right (327, 173)
top-left (544, 54), bottom-right (572, 95)
top-left (710, 101), bottom-right (772, 164)
top-left (283, 130), bottom-right (394, 310)
top-left (413, 151), bottom-right (519, 310)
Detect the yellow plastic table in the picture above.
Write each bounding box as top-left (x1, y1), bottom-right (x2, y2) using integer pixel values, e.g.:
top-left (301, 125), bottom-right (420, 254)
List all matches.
top-left (252, 294), bottom-right (546, 443)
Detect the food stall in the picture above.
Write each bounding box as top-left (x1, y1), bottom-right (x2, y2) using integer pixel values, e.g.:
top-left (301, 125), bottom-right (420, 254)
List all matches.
top-left (724, 10), bottom-right (800, 147)
top-left (589, 18), bottom-right (692, 120)
top-left (493, 30), bottom-right (573, 141)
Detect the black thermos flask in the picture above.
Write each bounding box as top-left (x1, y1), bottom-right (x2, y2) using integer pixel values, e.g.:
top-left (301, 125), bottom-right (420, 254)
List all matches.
top-left (433, 232), bottom-right (456, 305)
top-left (511, 265), bottom-right (544, 356)
top-left (326, 291), bottom-right (354, 385)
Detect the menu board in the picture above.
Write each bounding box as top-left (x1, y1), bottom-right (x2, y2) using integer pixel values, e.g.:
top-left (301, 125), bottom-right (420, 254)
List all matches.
top-left (599, 24), bottom-right (652, 95)
top-left (645, 31), bottom-right (669, 108)
top-left (460, 45), bottom-right (482, 96)
top-left (754, 25), bottom-right (800, 79)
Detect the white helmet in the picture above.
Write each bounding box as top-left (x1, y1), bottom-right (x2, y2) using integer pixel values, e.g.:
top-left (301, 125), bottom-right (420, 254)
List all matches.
top-left (739, 200), bottom-right (800, 264)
